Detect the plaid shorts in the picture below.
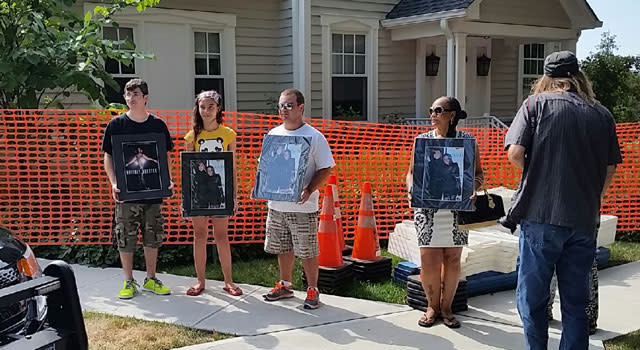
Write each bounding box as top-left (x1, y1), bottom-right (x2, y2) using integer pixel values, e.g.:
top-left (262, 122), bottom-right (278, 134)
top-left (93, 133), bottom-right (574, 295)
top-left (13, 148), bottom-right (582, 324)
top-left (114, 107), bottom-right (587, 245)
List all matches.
top-left (113, 203), bottom-right (165, 253)
top-left (264, 209), bottom-right (319, 259)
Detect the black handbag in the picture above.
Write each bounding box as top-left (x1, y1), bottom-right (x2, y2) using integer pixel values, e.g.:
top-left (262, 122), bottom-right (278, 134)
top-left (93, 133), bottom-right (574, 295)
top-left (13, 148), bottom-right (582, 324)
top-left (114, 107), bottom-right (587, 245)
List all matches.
top-left (457, 190), bottom-right (506, 230)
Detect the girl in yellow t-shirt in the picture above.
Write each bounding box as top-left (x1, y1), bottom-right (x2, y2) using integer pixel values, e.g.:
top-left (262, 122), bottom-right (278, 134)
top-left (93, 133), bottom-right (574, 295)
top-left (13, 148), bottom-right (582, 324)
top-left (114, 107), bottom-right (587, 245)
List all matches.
top-left (184, 90), bottom-right (241, 297)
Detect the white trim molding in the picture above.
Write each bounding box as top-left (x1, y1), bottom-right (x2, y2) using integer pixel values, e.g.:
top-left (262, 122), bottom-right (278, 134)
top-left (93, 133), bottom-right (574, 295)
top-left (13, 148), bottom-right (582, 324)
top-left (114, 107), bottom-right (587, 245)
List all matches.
top-left (381, 9), bottom-right (466, 28)
top-left (448, 20), bottom-right (580, 40)
top-left (321, 15), bottom-right (379, 122)
top-left (84, 3), bottom-right (238, 111)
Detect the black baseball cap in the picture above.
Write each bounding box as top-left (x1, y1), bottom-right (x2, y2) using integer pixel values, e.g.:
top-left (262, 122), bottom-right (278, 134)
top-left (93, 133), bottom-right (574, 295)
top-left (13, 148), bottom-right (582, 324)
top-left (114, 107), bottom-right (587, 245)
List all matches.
top-left (544, 51), bottom-right (579, 77)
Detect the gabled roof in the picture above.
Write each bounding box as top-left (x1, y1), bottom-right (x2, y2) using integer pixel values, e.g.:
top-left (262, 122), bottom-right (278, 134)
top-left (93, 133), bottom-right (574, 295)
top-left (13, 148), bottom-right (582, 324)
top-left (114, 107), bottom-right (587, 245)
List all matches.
top-left (385, 0), bottom-right (475, 20)
top-left (385, 0), bottom-right (601, 26)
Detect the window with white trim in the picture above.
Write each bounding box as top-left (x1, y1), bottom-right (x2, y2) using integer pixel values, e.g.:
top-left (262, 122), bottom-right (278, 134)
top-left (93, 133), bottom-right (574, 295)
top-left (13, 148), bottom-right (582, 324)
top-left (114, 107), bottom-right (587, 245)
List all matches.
top-left (103, 26), bottom-right (137, 104)
top-left (331, 33), bottom-right (367, 121)
top-left (521, 43), bottom-right (545, 102)
top-left (194, 31), bottom-right (224, 107)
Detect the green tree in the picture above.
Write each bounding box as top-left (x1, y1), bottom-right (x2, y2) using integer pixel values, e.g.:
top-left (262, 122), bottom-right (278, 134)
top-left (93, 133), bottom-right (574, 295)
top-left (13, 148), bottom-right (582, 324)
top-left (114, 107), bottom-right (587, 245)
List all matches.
top-left (0, 0), bottom-right (159, 108)
top-left (581, 32), bottom-right (640, 123)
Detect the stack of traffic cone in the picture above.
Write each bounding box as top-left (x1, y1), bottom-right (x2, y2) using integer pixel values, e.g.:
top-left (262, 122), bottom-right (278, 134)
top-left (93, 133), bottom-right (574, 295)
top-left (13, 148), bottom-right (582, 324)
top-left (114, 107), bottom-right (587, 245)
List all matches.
top-left (406, 274), bottom-right (468, 313)
top-left (317, 184), bottom-right (342, 267)
top-left (327, 175), bottom-right (350, 255)
top-left (302, 185), bottom-right (353, 293)
top-left (344, 182), bottom-right (392, 282)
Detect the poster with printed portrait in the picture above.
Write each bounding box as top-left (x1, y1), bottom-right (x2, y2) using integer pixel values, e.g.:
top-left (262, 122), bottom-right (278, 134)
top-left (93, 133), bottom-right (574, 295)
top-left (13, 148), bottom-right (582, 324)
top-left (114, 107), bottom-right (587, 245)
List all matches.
top-left (411, 137), bottom-right (476, 210)
top-left (252, 135), bottom-right (311, 202)
top-left (181, 152), bottom-right (234, 217)
top-left (112, 133), bottom-right (172, 201)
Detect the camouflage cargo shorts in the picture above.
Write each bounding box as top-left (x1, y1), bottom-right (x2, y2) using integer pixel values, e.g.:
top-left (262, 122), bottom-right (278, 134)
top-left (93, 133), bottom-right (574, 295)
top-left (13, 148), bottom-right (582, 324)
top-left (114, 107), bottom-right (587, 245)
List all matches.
top-left (113, 203), bottom-right (165, 253)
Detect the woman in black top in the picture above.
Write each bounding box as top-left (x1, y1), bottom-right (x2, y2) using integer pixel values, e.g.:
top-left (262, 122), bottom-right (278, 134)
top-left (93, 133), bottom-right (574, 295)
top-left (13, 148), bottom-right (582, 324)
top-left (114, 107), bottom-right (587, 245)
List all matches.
top-left (441, 154), bottom-right (461, 200)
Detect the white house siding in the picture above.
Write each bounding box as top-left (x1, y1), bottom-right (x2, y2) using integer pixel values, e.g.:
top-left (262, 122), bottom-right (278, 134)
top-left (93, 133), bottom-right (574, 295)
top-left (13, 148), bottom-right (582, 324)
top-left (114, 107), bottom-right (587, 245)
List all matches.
top-left (67, 0), bottom-right (284, 112)
top-left (479, 0), bottom-right (571, 29)
top-left (310, 0), bottom-right (415, 120)
top-left (490, 38), bottom-right (519, 123)
top-left (157, 0), bottom-right (283, 112)
top-left (378, 29), bottom-right (416, 119)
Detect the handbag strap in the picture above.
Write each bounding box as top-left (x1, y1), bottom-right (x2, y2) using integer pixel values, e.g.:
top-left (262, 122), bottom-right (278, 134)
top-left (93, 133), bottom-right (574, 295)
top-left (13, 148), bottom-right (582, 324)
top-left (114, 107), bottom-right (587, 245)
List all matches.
top-left (485, 189), bottom-right (496, 209)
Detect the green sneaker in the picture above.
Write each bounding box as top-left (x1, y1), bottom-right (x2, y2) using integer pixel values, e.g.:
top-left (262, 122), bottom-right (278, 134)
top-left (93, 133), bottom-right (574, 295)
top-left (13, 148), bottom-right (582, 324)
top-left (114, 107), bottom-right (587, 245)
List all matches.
top-left (142, 277), bottom-right (171, 295)
top-left (118, 279), bottom-right (138, 299)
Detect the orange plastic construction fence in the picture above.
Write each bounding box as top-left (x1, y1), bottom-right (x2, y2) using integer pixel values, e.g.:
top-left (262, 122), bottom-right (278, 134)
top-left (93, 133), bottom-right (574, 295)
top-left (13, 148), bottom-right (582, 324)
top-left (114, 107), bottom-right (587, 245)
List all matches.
top-left (0, 110), bottom-right (638, 245)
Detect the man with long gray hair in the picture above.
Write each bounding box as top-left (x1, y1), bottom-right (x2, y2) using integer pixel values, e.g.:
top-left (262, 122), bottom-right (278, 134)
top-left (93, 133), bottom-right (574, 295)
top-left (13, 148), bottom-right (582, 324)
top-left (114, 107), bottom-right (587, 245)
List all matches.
top-left (504, 51), bottom-right (622, 349)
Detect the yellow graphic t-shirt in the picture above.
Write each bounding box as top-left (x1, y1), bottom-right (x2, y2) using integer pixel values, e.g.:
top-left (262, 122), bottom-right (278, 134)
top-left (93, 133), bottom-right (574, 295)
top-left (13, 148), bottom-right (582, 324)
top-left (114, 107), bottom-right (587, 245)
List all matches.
top-left (184, 125), bottom-right (237, 152)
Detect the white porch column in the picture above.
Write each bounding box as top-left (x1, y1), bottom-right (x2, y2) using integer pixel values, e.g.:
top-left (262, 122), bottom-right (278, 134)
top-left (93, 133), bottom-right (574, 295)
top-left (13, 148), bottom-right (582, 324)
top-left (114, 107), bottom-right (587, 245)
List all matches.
top-left (454, 32), bottom-right (467, 107)
top-left (292, 0), bottom-right (311, 102)
top-left (415, 39), bottom-right (427, 118)
top-left (446, 36), bottom-right (455, 96)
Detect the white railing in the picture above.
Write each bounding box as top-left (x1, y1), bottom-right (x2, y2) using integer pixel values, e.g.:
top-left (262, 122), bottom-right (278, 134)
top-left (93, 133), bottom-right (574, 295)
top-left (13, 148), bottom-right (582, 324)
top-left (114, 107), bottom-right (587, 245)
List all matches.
top-left (404, 115), bottom-right (508, 129)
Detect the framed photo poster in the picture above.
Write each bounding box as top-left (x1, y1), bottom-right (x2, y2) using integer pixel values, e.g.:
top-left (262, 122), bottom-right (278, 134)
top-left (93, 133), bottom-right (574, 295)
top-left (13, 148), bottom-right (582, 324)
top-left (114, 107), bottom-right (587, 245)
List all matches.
top-left (251, 134), bottom-right (311, 202)
top-left (411, 137), bottom-right (476, 210)
top-left (111, 133), bottom-right (172, 201)
top-left (181, 151), bottom-right (234, 217)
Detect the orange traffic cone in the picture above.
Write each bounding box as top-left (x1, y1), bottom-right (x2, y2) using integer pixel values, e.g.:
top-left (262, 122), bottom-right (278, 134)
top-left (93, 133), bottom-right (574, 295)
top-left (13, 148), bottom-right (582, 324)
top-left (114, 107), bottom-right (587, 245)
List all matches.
top-left (327, 175), bottom-right (346, 251)
top-left (317, 185), bottom-right (343, 267)
top-left (351, 182), bottom-right (381, 260)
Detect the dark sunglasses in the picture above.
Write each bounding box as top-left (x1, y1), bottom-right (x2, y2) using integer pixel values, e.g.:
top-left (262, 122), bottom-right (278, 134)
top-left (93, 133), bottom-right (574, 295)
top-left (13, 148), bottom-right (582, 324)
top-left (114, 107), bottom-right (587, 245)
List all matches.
top-left (277, 102), bottom-right (295, 110)
top-left (428, 107), bottom-right (453, 115)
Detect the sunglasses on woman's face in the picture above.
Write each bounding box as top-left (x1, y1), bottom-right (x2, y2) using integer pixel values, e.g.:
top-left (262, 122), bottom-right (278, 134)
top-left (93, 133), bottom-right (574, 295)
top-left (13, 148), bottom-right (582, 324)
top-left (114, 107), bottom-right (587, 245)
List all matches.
top-left (428, 107), bottom-right (453, 115)
top-left (277, 102), bottom-right (295, 110)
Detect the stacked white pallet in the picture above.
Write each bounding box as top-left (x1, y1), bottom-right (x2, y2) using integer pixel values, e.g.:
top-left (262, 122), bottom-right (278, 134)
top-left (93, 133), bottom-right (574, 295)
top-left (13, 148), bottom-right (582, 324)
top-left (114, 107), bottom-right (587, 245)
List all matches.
top-left (461, 230), bottom-right (519, 277)
top-left (598, 215), bottom-right (618, 246)
top-left (388, 222), bottom-right (519, 276)
top-left (388, 220), bottom-right (421, 265)
top-left (388, 187), bottom-right (618, 278)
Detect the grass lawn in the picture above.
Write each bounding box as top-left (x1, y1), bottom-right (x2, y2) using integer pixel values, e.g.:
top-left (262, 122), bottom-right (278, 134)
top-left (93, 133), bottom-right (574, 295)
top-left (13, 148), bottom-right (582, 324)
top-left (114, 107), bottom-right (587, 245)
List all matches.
top-left (166, 248), bottom-right (408, 304)
top-left (84, 311), bottom-right (230, 350)
top-left (603, 241), bottom-right (640, 268)
top-left (163, 241), bottom-right (640, 348)
top-left (604, 329), bottom-right (640, 350)
top-left (165, 241), bottom-right (640, 305)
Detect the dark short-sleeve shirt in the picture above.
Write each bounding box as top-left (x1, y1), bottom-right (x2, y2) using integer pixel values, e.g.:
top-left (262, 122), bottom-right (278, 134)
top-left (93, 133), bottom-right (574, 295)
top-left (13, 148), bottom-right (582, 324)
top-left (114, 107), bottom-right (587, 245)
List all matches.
top-left (102, 113), bottom-right (175, 204)
top-left (505, 92), bottom-right (622, 232)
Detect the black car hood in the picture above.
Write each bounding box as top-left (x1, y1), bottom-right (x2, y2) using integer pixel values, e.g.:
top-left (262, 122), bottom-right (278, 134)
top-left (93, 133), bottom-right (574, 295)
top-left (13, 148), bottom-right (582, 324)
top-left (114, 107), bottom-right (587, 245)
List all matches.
top-left (0, 227), bottom-right (26, 267)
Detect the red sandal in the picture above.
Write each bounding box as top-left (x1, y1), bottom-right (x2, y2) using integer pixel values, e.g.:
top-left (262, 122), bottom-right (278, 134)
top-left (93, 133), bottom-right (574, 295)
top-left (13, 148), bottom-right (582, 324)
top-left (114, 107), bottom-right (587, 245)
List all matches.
top-left (186, 286), bottom-right (205, 296)
top-left (223, 286), bottom-right (243, 296)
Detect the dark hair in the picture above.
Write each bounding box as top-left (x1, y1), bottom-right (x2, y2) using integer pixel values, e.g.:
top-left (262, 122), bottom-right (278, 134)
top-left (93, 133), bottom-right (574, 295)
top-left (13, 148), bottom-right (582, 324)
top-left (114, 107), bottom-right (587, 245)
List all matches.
top-left (206, 165), bottom-right (216, 174)
top-left (193, 90), bottom-right (224, 137)
top-left (124, 78), bottom-right (149, 95)
top-left (444, 97), bottom-right (467, 138)
top-left (280, 88), bottom-right (305, 105)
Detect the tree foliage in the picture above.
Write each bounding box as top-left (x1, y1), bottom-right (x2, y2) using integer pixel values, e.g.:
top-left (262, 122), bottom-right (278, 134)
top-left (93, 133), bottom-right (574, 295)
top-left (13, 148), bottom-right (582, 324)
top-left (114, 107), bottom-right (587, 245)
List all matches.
top-left (0, 0), bottom-right (159, 108)
top-left (581, 32), bottom-right (640, 123)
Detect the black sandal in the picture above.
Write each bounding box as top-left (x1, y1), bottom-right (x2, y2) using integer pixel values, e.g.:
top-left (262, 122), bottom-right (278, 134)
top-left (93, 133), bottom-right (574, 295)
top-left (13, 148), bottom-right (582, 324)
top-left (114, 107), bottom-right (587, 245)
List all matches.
top-left (418, 312), bottom-right (438, 328)
top-left (441, 315), bottom-right (461, 329)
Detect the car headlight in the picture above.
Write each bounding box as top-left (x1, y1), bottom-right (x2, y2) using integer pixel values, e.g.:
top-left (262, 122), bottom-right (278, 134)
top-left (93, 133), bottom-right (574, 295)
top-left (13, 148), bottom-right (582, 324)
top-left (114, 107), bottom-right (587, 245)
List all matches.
top-left (16, 245), bottom-right (41, 279)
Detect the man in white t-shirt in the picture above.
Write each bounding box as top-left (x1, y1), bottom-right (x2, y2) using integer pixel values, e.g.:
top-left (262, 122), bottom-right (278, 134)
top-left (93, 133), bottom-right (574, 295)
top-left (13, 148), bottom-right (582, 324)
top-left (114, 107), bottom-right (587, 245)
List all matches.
top-left (262, 88), bottom-right (335, 309)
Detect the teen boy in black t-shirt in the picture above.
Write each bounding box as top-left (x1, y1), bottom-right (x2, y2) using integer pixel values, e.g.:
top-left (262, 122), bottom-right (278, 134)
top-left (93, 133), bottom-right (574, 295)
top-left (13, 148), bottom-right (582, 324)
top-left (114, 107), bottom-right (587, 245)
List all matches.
top-left (102, 79), bottom-right (174, 299)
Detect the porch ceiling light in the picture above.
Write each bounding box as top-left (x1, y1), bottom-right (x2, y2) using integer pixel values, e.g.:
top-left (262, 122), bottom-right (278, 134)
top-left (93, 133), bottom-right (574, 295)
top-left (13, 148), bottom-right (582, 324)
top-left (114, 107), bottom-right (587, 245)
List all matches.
top-left (425, 52), bottom-right (440, 77)
top-left (477, 54), bottom-right (492, 76)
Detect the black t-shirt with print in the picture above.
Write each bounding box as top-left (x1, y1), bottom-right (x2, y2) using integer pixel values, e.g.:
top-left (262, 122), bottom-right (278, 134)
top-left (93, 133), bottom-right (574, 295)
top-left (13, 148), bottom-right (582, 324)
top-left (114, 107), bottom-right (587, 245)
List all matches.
top-left (102, 113), bottom-right (174, 204)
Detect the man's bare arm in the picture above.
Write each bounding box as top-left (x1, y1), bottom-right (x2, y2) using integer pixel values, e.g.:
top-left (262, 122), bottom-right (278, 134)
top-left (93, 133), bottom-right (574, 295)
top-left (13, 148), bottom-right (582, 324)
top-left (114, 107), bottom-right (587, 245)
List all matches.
top-left (507, 144), bottom-right (526, 170)
top-left (298, 167), bottom-right (332, 204)
top-left (601, 165), bottom-right (617, 199)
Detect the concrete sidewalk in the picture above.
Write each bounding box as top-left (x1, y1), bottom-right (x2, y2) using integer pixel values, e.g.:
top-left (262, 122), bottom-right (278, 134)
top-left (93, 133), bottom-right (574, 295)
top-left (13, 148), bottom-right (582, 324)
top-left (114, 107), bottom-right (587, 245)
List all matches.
top-left (53, 258), bottom-right (640, 349)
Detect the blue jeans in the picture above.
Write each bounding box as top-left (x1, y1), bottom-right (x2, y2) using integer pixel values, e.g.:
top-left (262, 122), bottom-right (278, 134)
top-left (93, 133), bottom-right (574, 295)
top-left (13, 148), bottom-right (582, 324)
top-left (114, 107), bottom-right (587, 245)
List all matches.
top-left (517, 220), bottom-right (596, 350)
